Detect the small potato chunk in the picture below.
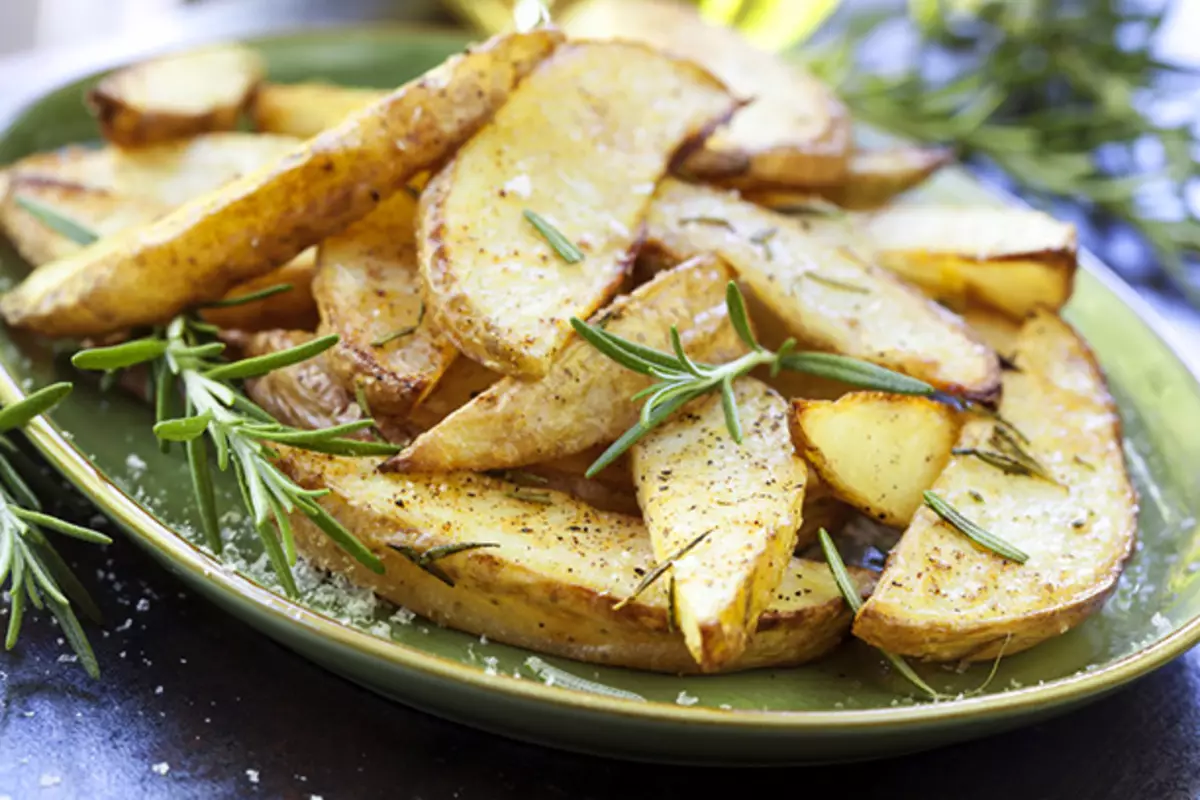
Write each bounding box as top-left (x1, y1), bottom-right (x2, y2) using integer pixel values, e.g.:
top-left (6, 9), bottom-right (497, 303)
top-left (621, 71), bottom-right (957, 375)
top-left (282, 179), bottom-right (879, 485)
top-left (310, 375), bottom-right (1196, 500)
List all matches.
top-left (863, 205), bottom-right (1078, 318)
top-left (388, 255), bottom-right (741, 473)
top-left (421, 40), bottom-right (737, 378)
top-left (647, 178), bottom-right (1001, 400)
top-left (279, 448), bottom-right (869, 673)
top-left (632, 378), bottom-right (808, 670)
top-left (790, 392), bottom-right (960, 527)
top-left (0, 29), bottom-right (563, 338)
top-left (314, 191), bottom-right (457, 417)
top-left (87, 44), bottom-right (265, 147)
top-left (565, 0), bottom-right (851, 189)
top-left (253, 82), bottom-right (387, 137)
top-left (854, 311), bottom-right (1137, 661)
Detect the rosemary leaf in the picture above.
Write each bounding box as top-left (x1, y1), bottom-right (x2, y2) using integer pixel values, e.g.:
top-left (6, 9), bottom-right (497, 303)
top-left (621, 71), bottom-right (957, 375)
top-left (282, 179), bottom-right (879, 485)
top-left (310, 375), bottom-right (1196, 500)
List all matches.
top-left (200, 283), bottom-right (293, 309)
top-left (9, 508), bottom-right (111, 545)
top-left (388, 541), bottom-right (499, 587)
top-left (613, 529), bottom-right (713, 611)
top-left (372, 301), bottom-right (426, 347)
top-left (680, 215), bottom-right (736, 231)
top-left (153, 413), bottom-right (213, 442)
top-left (203, 334), bottom-right (339, 381)
top-left (0, 383), bottom-right (72, 432)
top-left (725, 280), bottom-right (761, 352)
top-left (186, 434), bottom-right (222, 553)
top-left (803, 273), bottom-right (870, 294)
top-left (13, 195), bottom-right (98, 245)
top-left (504, 488), bottom-right (554, 504)
top-left (523, 210), bottom-right (583, 263)
top-left (777, 352), bottom-right (934, 396)
top-left (71, 339), bottom-right (168, 371)
top-left (923, 490), bottom-right (1029, 563)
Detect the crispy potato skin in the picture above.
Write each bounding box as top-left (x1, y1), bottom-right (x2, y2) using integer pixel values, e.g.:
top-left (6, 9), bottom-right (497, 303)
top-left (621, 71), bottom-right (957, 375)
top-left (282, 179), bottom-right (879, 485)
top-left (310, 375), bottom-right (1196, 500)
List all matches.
top-left (564, 0), bottom-right (851, 189)
top-left (853, 312), bottom-right (1138, 661)
top-left (862, 205), bottom-right (1078, 319)
top-left (253, 82), bottom-right (387, 137)
top-left (87, 44), bottom-right (265, 148)
top-left (647, 179), bottom-right (1001, 400)
top-left (790, 392), bottom-right (960, 527)
top-left (386, 255), bottom-right (740, 473)
top-left (0, 29), bottom-right (563, 338)
top-left (421, 40), bottom-right (738, 378)
top-left (279, 449), bottom-right (867, 674)
top-left (632, 379), bottom-right (808, 671)
top-left (313, 191), bottom-right (458, 417)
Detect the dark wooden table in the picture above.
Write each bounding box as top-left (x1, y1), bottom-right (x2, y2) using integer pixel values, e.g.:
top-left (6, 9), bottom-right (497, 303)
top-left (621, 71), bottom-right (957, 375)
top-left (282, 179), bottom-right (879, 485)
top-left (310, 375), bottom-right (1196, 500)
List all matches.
top-left (1, 2), bottom-right (1198, 798)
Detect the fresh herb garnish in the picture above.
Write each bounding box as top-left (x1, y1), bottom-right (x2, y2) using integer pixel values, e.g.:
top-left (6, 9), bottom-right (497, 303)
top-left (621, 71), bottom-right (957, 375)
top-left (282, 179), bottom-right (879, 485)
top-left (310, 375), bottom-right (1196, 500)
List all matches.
top-left (523, 209), bottom-right (583, 263)
top-left (503, 488), bottom-right (553, 505)
top-left (388, 541), bottom-right (499, 587)
top-left (679, 215), bottom-right (736, 232)
top-left (13, 195), bottom-right (99, 246)
top-left (749, 226), bottom-right (778, 260)
top-left (954, 425), bottom-right (1059, 486)
top-left (804, 272), bottom-right (870, 294)
top-left (772, 197), bottom-right (846, 218)
top-left (571, 281), bottom-right (945, 476)
top-left (486, 469), bottom-right (550, 485)
top-left (200, 283), bottom-right (294, 309)
top-left (372, 301), bottom-right (426, 347)
top-left (923, 490), bottom-right (1029, 563)
top-left (73, 320), bottom-right (398, 597)
top-left (613, 529), bottom-right (713, 611)
top-left (818, 528), bottom-right (943, 700)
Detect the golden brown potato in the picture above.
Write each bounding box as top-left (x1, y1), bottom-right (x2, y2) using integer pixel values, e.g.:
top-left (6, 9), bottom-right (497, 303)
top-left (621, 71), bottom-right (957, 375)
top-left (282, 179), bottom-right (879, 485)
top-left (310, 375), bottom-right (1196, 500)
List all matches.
top-left (790, 392), bottom-right (960, 527)
top-left (386, 255), bottom-right (741, 473)
top-left (745, 146), bottom-right (953, 211)
top-left (421, 40), bottom-right (737, 379)
top-left (5, 145), bottom-right (118, 191)
top-left (854, 311), bottom-right (1137, 661)
top-left (87, 44), bottom-right (265, 147)
top-left (632, 378), bottom-right (808, 670)
top-left (279, 448), bottom-right (872, 673)
top-left (252, 82), bottom-right (386, 137)
top-left (862, 205), bottom-right (1078, 318)
top-left (314, 191), bottom-right (457, 417)
top-left (646, 178), bottom-right (1001, 400)
top-left (961, 305), bottom-right (1020, 364)
top-left (0, 29), bottom-right (564, 338)
top-left (564, 0), bottom-right (851, 189)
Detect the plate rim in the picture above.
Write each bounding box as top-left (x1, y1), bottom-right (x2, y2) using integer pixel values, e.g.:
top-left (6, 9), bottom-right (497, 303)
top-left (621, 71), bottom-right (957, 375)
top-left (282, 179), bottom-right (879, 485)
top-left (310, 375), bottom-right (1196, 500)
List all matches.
top-left (1, 23), bottom-right (1198, 734)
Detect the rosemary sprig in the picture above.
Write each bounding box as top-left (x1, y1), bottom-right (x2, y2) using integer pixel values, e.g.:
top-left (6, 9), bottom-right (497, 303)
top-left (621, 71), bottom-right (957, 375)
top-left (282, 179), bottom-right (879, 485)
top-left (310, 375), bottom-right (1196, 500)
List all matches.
top-left (803, 273), bottom-right (870, 294)
top-left (524, 210), bottom-right (583, 263)
top-left (372, 301), bottom-right (426, 347)
top-left (503, 488), bottom-right (553, 505)
top-left (73, 317), bottom-right (399, 598)
top-left (680, 215), bottom-right (736, 232)
top-left (571, 281), bottom-right (945, 476)
top-left (953, 425), bottom-right (1059, 485)
top-left (14, 195), bottom-right (99, 246)
top-left (818, 528), bottom-right (942, 700)
top-left (613, 528), bottom-right (713, 611)
top-left (923, 490), bottom-right (1029, 563)
top-left (0, 383), bottom-right (111, 677)
top-left (388, 541), bottom-right (499, 587)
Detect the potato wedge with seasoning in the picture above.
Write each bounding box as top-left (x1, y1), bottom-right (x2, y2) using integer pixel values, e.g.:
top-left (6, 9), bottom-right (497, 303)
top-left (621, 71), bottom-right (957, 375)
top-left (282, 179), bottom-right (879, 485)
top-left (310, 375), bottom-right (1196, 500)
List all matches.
top-left (854, 311), bottom-right (1137, 661)
top-left (4, 145), bottom-right (118, 192)
top-left (961, 305), bottom-right (1020, 364)
top-left (632, 378), bottom-right (808, 671)
top-left (279, 447), bottom-right (871, 673)
top-left (420, 40), bottom-right (737, 379)
top-left (564, 0), bottom-right (851, 189)
top-left (790, 392), bottom-right (960, 528)
top-left (314, 191), bottom-right (457, 417)
top-left (387, 255), bottom-right (742, 473)
top-left (88, 43), bottom-right (265, 148)
top-left (646, 178), bottom-right (1001, 400)
top-left (0, 29), bottom-right (563, 338)
top-left (253, 82), bottom-right (386, 138)
top-left (862, 205), bottom-right (1078, 318)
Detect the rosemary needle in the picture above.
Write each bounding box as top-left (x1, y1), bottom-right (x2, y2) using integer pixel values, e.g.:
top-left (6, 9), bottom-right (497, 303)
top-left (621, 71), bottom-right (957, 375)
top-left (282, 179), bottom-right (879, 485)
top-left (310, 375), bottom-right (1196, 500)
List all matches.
top-left (524, 210), bottom-right (583, 263)
top-left (923, 491), bottom-right (1029, 563)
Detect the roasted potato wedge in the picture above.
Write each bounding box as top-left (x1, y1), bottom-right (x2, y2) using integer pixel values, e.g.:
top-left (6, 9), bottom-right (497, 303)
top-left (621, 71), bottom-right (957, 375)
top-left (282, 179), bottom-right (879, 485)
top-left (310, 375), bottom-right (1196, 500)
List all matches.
top-left (863, 205), bottom-right (1078, 318)
top-left (961, 305), bottom-right (1020, 364)
top-left (632, 378), bottom-right (808, 670)
top-left (647, 179), bottom-right (1001, 399)
top-left (253, 82), bottom-right (386, 138)
top-left (746, 146), bottom-right (952, 211)
top-left (87, 43), bottom-right (265, 147)
top-left (790, 392), bottom-right (960, 527)
top-left (387, 255), bottom-right (741, 473)
top-left (279, 448), bottom-right (871, 673)
top-left (0, 29), bottom-right (563, 338)
top-left (854, 311), bottom-right (1137, 660)
top-left (421, 40), bottom-right (736, 379)
top-left (314, 191), bottom-right (457, 417)
top-left (564, 0), bottom-right (851, 189)
top-left (5, 145), bottom-right (117, 191)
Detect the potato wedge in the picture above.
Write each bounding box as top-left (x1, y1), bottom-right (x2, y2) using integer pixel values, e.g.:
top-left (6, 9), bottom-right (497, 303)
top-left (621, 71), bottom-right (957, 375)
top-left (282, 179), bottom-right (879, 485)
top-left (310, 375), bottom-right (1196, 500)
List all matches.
top-left (87, 44), bottom-right (265, 147)
top-left (0, 29), bottom-right (563, 338)
top-left (745, 146), bottom-right (952, 211)
top-left (790, 392), bottom-right (960, 527)
top-left (387, 255), bottom-right (741, 473)
top-left (647, 179), bottom-right (1001, 399)
top-left (314, 191), bottom-right (457, 417)
top-left (5, 145), bottom-right (117, 191)
top-left (863, 205), bottom-right (1078, 318)
top-left (854, 311), bottom-right (1137, 660)
top-left (279, 448), bottom-right (871, 673)
top-left (632, 378), bottom-right (808, 670)
top-left (253, 82), bottom-right (386, 138)
top-left (564, 0), bottom-right (851, 189)
top-left (421, 40), bottom-right (736, 379)
top-left (961, 305), bottom-right (1020, 364)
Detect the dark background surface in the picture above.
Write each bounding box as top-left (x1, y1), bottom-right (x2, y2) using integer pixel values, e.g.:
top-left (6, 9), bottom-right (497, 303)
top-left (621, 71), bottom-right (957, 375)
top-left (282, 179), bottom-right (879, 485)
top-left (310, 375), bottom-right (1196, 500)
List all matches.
top-left (1, 2), bottom-right (1199, 798)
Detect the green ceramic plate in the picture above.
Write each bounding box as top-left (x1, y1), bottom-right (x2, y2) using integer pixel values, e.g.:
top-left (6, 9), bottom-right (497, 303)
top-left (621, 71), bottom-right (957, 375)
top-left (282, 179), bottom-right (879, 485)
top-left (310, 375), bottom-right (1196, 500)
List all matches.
top-left (2, 26), bottom-right (1199, 765)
